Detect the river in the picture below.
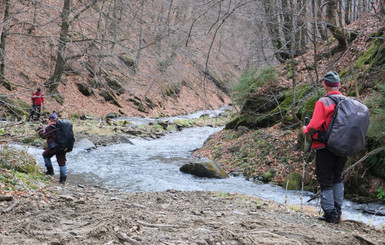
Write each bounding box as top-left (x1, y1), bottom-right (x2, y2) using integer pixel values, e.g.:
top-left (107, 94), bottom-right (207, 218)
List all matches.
top-left (16, 108), bottom-right (385, 228)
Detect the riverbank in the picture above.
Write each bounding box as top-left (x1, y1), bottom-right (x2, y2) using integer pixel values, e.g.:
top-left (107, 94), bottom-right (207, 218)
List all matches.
top-left (1, 182), bottom-right (384, 245)
top-left (1, 117), bottom-right (385, 244)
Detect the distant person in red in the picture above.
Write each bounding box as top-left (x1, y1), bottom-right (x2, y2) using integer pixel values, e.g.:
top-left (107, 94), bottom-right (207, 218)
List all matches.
top-left (29, 88), bottom-right (44, 120)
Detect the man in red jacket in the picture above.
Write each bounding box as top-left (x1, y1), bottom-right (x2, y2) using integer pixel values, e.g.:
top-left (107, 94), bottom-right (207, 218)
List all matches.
top-left (302, 71), bottom-right (347, 223)
top-left (29, 88), bottom-right (44, 120)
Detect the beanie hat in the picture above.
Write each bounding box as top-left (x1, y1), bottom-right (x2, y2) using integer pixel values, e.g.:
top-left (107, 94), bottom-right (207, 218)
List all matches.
top-left (49, 113), bottom-right (59, 121)
top-left (323, 71), bottom-right (340, 87)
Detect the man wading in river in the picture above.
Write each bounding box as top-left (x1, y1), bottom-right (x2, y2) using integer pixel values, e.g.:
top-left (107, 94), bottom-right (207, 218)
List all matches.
top-left (37, 113), bottom-right (68, 184)
top-left (302, 71), bottom-right (347, 223)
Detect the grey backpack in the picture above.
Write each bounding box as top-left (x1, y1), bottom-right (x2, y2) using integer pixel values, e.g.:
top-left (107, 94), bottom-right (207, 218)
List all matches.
top-left (317, 95), bottom-right (370, 157)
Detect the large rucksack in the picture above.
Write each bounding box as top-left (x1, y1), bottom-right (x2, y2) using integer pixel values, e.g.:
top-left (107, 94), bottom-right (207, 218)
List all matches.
top-left (317, 95), bottom-right (370, 157)
top-left (54, 119), bottom-right (75, 152)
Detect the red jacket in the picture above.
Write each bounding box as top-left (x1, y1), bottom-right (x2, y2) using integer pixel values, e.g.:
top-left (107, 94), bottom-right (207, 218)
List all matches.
top-left (303, 90), bottom-right (344, 150)
top-left (32, 92), bottom-right (44, 106)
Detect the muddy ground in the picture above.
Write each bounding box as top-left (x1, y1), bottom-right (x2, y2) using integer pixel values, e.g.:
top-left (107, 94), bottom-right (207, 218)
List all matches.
top-left (0, 182), bottom-right (384, 245)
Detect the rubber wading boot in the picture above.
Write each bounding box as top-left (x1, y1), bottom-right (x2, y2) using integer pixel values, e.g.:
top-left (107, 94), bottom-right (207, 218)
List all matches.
top-left (59, 166), bottom-right (67, 184)
top-left (44, 158), bottom-right (54, 175)
top-left (333, 182), bottom-right (344, 221)
top-left (319, 189), bottom-right (340, 223)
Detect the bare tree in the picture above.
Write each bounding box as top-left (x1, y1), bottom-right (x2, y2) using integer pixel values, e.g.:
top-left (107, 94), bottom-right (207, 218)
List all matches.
top-left (0, 0), bottom-right (12, 90)
top-left (0, 0), bottom-right (20, 91)
top-left (325, 0), bottom-right (347, 49)
top-left (47, 0), bottom-right (98, 103)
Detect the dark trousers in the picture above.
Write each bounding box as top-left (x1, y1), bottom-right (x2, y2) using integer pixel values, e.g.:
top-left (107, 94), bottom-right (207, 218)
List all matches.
top-left (315, 148), bottom-right (347, 190)
top-left (43, 147), bottom-right (67, 166)
top-left (30, 105), bottom-right (42, 119)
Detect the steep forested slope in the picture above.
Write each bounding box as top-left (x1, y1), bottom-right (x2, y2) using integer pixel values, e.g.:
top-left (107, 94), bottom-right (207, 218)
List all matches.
top-left (0, 0), bottom-right (268, 118)
top-left (195, 15), bottom-right (385, 202)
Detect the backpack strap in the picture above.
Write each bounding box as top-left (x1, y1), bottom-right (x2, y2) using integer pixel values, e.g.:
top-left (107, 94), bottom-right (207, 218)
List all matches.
top-left (325, 94), bottom-right (344, 105)
top-left (315, 94), bottom-right (344, 143)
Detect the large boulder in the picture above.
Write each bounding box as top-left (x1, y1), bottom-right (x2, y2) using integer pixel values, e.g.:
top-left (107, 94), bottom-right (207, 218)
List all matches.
top-left (74, 138), bottom-right (96, 151)
top-left (180, 159), bottom-right (229, 179)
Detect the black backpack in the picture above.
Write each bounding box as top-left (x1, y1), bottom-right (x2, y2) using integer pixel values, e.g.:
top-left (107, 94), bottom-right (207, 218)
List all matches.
top-left (317, 95), bottom-right (370, 157)
top-left (54, 119), bottom-right (75, 152)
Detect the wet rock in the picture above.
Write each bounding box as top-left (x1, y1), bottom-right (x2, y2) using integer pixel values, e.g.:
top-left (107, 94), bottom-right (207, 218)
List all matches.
top-left (180, 159), bottom-right (229, 179)
top-left (359, 203), bottom-right (385, 216)
top-left (105, 112), bottom-right (119, 119)
top-left (74, 139), bottom-right (96, 151)
top-left (281, 172), bottom-right (302, 190)
top-left (119, 136), bottom-right (134, 144)
top-left (122, 129), bottom-right (143, 136)
top-left (236, 125), bottom-right (249, 137)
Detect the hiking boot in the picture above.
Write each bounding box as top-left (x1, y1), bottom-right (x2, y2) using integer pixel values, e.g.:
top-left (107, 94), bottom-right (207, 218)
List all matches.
top-left (318, 213), bottom-right (340, 224)
top-left (45, 166), bottom-right (54, 176)
top-left (59, 176), bottom-right (67, 184)
top-left (318, 214), bottom-right (327, 221)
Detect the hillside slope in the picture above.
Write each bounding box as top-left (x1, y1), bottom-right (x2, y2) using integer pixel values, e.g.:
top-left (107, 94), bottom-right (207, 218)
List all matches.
top-left (0, 0), bottom-right (268, 119)
top-left (194, 15), bottom-right (385, 202)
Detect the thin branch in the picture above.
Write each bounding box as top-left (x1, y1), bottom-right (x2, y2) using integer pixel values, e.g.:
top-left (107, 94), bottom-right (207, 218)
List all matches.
top-left (343, 146), bottom-right (385, 182)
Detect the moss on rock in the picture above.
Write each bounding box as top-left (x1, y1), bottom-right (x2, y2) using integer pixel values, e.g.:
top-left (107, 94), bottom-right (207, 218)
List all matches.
top-left (281, 172), bottom-right (302, 190)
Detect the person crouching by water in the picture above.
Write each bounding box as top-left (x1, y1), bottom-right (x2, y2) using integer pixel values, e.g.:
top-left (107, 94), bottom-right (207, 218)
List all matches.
top-left (36, 113), bottom-right (67, 184)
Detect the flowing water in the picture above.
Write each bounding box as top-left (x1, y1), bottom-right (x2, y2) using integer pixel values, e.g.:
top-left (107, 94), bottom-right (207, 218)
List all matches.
top-left (14, 108), bottom-right (385, 228)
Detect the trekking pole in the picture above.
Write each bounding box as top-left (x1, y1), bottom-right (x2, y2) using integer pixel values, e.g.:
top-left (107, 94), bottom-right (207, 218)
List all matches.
top-left (300, 116), bottom-right (309, 216)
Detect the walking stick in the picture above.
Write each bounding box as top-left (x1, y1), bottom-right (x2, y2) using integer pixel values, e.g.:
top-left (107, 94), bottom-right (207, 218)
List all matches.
top-left (300, 116), bottom-right (309, 216)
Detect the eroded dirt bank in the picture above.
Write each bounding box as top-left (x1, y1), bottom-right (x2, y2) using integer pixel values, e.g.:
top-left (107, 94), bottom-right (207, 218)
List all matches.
top-left (0, 182), bottom-right (384, 245)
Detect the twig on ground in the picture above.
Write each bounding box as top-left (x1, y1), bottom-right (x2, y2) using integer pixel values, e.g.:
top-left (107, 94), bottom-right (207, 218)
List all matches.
top-left (1, 200), bottom-right (20, 214)
top-left (136, 220), bottom-right (177, 228)
top-left (116, 232), bottom-right (142, 245)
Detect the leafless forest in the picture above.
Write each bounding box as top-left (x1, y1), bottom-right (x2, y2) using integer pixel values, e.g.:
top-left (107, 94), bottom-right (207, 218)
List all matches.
top-left (0, 0), bottom-right (384, 117)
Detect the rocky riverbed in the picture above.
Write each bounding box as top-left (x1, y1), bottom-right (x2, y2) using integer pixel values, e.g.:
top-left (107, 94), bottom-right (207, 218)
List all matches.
top-left (0, 182), bottom-right (384, 245)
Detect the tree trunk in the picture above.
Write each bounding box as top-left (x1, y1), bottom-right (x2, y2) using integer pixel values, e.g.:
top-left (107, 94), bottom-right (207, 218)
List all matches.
top-left (338, 0), bottom-right (344, 27)
top-left (381, 1), bottom-right (385, 17)
top-left (312, 0), bottom-right (320, 82)
top-left (296, 0), bottom-right (307, 54)
top-left (316, 0), bottom-right (328, 40)
top-left (46, 0), bottom-right (71, 103)
top-left (326, 0), bottom-right (347, 49)
top-left (262, 0), bottom-right (285, 63)
top-left (0, 0), bottom-right (9, 85)
top-left (345, 0), bottom-right (351, 25)
top-left (281, 0), bottom-right (292, 54)
top-left (0, 0), bottom-right (14, 91)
